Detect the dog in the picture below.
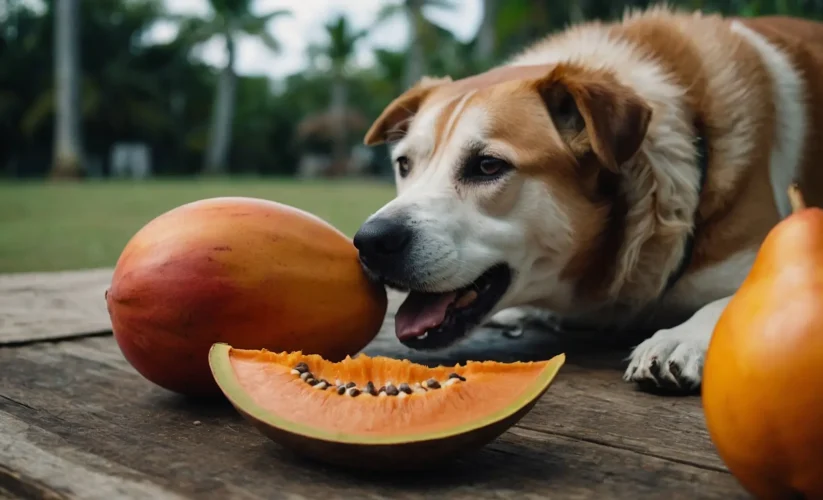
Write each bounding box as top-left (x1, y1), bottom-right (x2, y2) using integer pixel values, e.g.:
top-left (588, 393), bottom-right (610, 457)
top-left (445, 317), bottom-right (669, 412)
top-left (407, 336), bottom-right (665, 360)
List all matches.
top-left (352, 5), bottom-right (823, 393)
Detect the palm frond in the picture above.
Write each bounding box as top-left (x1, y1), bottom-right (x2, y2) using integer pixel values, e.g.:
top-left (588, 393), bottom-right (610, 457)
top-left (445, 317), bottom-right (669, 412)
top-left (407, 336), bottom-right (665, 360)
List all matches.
top-left (158, 12), bottom-right (190, 24)
top-left (374, 3), bottom-right (404, 24)
top-left (322, 15), bottom-right (369, 68)
top-left (422, 0), bottom-right (459, 11)
top-left (174, 16), bottom-right (225, 45)
top-left (255, 9), bottom-right (292, 23)
top-left (257, 30), bottom-right (281, 52)
top-left (207, 0), bottom-right (254, 17)
top-left (237, 9), bottom-right (290, 33)
top-left (232, 8), bottom-right (290, 52)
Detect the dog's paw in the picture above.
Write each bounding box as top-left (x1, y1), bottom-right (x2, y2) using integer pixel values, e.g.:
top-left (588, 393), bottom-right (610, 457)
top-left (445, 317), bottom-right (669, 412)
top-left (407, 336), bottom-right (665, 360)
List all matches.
top-left (623, 327), bottom-right (708, 393)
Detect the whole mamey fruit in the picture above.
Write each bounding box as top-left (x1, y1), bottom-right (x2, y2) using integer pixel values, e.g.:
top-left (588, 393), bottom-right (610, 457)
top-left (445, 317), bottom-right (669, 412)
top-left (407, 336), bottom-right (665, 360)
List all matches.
top-left (209, 343), bottom-right (565, 470)
top-left (703, 185), bottom-right (823, 498)
top-left (106, 197), bottom-right (388, 397)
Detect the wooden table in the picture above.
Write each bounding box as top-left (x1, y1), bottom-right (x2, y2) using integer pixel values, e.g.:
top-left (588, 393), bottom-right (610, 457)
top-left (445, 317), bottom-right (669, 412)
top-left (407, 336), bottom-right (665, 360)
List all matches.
top-left (0, 268), bottom-right (748, 499)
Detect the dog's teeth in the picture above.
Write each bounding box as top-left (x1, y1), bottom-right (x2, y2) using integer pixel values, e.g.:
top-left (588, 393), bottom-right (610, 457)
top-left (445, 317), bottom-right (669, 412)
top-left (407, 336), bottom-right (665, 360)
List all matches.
top-left (417, 332), bottom-right (428, 340)
top-left (454, 290), bottom-right (479, 308)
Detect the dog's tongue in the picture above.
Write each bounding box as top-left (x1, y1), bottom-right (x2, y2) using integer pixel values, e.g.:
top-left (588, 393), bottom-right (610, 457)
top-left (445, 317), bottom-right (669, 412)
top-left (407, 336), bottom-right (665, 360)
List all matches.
top-left (395, 291), bottom-right (457, 341)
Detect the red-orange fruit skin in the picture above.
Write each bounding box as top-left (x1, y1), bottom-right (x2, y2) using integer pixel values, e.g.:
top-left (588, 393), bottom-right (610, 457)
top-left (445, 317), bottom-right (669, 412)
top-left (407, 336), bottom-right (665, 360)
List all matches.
top-left (703, 207), bottom-right (823, 499)
top-left (106, 197), bottom-right (388, 397)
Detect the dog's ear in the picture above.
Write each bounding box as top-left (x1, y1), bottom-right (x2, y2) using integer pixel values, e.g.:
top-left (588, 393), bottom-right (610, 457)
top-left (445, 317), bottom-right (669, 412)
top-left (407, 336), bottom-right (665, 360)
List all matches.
top-left (533, 65), bottom-right (652, 172)
top-left (363, 76), bottom-right (452, 146)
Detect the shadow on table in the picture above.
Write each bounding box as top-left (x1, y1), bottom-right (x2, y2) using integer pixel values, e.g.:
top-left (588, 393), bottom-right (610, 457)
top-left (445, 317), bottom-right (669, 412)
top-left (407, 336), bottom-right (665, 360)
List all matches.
top-left (133, 323), bottom-right (684, 495)
top-left (254, 438), bottom-right (568, 492)
top-left (150, 321), bottom-right (652, 417)
top-left (363, 323), bottom-right (651, 371)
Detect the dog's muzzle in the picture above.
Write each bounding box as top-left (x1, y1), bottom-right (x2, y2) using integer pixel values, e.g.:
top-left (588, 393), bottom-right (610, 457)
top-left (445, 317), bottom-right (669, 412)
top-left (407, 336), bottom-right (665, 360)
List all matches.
top-left (353, 216), bottom-right (414, 285)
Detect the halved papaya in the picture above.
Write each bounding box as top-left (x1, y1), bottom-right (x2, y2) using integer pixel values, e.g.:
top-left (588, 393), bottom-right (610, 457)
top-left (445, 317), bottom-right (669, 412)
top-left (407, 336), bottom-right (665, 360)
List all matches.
top-left (209, 343), bottom-right (565, 469)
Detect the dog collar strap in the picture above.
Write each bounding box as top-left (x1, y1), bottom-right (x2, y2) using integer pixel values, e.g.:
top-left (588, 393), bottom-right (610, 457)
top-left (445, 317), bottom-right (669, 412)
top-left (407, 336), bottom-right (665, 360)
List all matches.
top-left (663, 122), bottom-right (709, 294)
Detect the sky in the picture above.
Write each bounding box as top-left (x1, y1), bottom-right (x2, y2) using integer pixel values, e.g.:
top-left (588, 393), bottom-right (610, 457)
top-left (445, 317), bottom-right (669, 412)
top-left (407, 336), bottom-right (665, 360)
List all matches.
top-left (149, 0), bottom-right (484, 80)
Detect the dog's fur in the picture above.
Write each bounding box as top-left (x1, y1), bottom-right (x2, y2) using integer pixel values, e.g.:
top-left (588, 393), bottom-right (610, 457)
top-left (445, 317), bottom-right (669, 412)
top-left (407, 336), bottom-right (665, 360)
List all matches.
top-left (357, 6), bottom-right (823, 392)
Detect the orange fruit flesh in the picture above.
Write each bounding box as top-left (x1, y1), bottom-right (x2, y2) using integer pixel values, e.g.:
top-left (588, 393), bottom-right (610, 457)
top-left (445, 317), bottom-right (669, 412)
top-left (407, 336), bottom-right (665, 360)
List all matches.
top-left (229, 349), bottom-right (550, 438)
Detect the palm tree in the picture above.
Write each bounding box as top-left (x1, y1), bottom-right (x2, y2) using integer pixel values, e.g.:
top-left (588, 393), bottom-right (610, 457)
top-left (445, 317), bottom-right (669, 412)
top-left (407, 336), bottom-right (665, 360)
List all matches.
top-left (51, 0), bottom-right (83, 179)
top-left (309, 15), bottom-right (368, 176)
top-left (375, 0), bottom-right (457, 90)
top-left (175, 0), bottom-right (291, 175)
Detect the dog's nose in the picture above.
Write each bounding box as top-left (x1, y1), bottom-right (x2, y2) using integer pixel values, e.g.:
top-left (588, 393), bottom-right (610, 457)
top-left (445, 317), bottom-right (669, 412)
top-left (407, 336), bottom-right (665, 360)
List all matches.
top-left (353, 217), bottom-right (412, 264)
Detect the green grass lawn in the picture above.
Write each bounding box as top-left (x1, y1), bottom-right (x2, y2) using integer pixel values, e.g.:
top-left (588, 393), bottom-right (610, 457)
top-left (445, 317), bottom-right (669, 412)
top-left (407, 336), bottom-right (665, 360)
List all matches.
top-left (0, 178), bottom-right (396, 274)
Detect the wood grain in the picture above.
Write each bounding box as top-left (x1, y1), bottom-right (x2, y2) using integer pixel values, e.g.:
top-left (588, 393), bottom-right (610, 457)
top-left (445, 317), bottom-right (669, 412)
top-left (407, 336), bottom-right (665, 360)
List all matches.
top-left (0, 412), bottom-right (186, 500)
top-left (0, 268), bottom-right (746, 497)
top-left (0, 336), bottom-right (746, 498)
top-left (0, 269), bottom-right (112, 345)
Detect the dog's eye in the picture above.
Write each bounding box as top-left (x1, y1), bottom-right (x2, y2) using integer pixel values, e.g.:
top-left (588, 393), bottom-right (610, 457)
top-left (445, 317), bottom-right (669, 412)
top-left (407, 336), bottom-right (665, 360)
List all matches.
top-left (395, 156), bottom-right (411, 178)
top-left (462, 155), bottom-right (512, 182)
top-left (479, 157), bottom-right (507, 176)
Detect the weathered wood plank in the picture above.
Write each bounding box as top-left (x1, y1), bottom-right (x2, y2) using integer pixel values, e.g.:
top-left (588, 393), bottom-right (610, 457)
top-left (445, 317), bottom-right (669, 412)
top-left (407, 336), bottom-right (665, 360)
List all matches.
top-left (0, 337), bottom-right (746, 498)
top-left (364, 297), bottom-right (725, 471)
top-left (0, 268), bottom-right (731, 475)
top-left (0, 482), bottom-right (37, 500)
top-left (0, 413), bottom-right (186, 500)
top-left (0, 268), bottom-right (743, 496)
top-left (0, 269), bottom-right (112, 345)
top-left (0, 267), bottom-right (646, 350)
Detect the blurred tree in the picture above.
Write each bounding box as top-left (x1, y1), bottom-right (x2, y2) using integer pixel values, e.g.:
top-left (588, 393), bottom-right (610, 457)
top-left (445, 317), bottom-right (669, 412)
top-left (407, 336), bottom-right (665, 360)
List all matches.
top-left (6, 0), bottom-right (823, 182)
top-left (3, 0), bottom-right (179, 175)
top-left (371, 48), bottom-right (406, 97)
top-left (307, 14), bottom-right (368, 176)
top-left (230, 75), bottom-right (300, 176)
top-left (474, 0), bottom-right (498, 65)
top-left (51, 0), bottom-right (82, 179)
top-left (375, 0), bottom-right (458, 89)
top-left (174, 0), bottom-right (291, 175)
top-left (17, 1), bottom-right (197, 175)
top-left (0, 1), bottom-right (51, 176)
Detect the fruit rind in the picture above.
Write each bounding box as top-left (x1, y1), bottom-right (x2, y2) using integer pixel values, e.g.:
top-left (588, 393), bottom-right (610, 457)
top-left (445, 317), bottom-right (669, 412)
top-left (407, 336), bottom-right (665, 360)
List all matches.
top-left (208, 342), bottom-right (564, 468)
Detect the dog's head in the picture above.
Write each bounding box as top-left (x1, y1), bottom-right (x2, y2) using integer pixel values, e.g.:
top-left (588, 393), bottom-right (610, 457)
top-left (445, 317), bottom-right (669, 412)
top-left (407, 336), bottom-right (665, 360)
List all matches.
top-left (354, 63), bottom-right (652, 349)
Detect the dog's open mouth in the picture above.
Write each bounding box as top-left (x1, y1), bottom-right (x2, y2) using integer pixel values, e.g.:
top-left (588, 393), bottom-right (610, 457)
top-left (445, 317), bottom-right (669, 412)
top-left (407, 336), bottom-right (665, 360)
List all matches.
top-left (394, 264), bottom-right (512, 349)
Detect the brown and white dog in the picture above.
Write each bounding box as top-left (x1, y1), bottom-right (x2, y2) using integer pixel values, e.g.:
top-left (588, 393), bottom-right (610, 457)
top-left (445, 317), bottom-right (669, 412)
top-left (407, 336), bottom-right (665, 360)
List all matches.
top-left (352, 6), bottom-right (823, 393)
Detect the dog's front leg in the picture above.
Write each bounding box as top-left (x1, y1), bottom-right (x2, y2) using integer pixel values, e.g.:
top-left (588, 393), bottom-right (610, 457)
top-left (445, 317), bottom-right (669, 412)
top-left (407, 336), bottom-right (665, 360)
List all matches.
top-left (623, 295), bottom-right (733, 392)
